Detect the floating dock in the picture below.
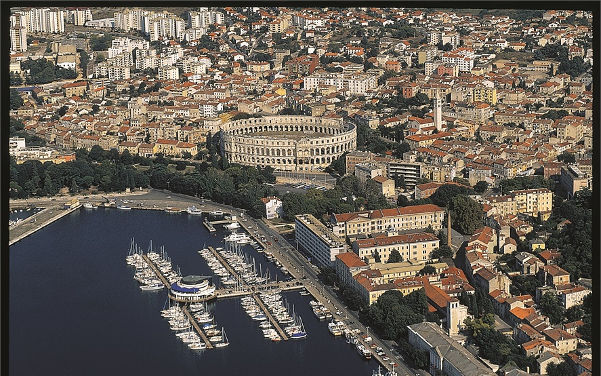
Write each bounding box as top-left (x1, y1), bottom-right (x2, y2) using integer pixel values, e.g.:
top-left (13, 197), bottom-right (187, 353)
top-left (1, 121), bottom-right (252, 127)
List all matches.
top-left (181, 306), bottom-right (213, 349)
top-left (207, 246), bottom-right (241, 281)
top-left (141, 254), bottom-right (170, 288)
top-left (203, 220), bottom-right (216, 232)
top-left (252, 294), bottom-right (289, 341)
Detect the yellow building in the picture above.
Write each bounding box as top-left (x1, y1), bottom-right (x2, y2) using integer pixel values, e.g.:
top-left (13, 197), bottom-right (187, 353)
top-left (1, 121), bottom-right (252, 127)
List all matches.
top-left (352, 232), bottom-right (440, 263)
top-left (371, 176), bottom-right (395, 198)
top-left (331, 204), bottom-right (446, 238)
top-left (485, 188), bottom-right (552, 219)
top-left (472, 86), bottom-right (497, 105)
top-left (153, 138), bottom-right (179, 156)
top-left (62, 81), bottom-right (88, 97)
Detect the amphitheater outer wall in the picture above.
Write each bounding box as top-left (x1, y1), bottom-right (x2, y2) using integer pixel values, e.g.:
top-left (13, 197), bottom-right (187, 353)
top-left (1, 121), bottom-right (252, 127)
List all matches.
top-left (220, 115), bottom-right (357, 171)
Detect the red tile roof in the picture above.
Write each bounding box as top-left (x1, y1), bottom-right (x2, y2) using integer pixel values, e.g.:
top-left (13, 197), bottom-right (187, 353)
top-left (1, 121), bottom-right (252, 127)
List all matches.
top-left (335, 252), bottom-right (368, 268)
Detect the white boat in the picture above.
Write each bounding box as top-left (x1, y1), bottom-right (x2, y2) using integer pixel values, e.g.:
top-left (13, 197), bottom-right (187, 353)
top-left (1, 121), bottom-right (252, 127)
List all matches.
top-left (328, 321), bottom-right (343, 336)
top-left (188, 340), bottom-right (206, 350)
top-left (224, 232), bottom-right (251, 245)
top-left (224, 222), bottom-right (240, 231)
top-left (214, 328), bottom-right (229, 348)
top-left (187, 206), bottom-right (203, 215)
top-left (83, 202), bottom-right (94, 209)
top-left (117, 205), bottom-right (132, 210)
top-left (290, 316), bottom-right (307, 339)
top-left (140, 284), bottom-right (164, 291)
top-left (356, 343), bottom-right (372, 359)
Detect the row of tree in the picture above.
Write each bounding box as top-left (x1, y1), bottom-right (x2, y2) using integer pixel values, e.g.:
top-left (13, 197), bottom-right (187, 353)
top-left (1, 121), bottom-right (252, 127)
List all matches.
top-left (9, 143), bottom-right (278, 219)
top-left (281, 175), bottom-right (391, 222)
top-left (20, 58), bottom-right (77, 84)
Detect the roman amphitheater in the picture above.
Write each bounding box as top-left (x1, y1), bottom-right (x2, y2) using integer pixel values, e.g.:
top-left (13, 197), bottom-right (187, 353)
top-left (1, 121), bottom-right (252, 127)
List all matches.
top-left (220, 115), bottom-right (357, 171)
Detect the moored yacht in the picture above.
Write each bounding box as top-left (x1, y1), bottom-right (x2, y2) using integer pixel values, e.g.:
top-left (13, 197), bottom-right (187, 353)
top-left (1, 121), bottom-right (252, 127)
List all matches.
top-left (186, 206), bottom-right (203, 215)
top-left (224, 222), bottom-right (240, 231)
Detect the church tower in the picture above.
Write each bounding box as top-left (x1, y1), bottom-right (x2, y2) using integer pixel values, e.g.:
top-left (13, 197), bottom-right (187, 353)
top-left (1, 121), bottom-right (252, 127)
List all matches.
top-left (433, 95), bottom-right (442, 131)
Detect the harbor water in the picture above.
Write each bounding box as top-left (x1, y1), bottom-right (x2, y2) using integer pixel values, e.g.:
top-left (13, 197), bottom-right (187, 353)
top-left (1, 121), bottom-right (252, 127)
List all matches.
top-left (9, 207), bottom-right (42, 222)
top-left (9, 208), bottom-right (376, 375)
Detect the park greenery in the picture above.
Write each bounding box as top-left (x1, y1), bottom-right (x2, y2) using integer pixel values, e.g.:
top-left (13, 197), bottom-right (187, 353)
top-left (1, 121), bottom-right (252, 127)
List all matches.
top-left (538, 292), bottom-right (565, 325)
top-left (359, 289), bottom-right (427, 341)
top-left (317, 267), bottom-right (366, 311)
top-left (281, 175), bottom-right (391, 222)
top-left (20, 58), bottom-right (77, 84)
top-left (464, 317), bottom-right (537, 372)
top-left (10, 89), bottom-right (24, 110)
top-left (9, 142), bottom-right (278, 218)
top-left (545, 188), bottom-right (592, 279)
top-left (90, 34), bottom-right (113, 51)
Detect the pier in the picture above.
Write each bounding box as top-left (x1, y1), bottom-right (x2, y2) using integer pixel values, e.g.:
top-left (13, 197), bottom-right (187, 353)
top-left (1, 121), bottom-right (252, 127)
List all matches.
top-left (181, 306), bottom-right (213, 349)
top-left (141, 254), bottom-right (170, 288)
top-left (203, 220), bottom-right (216, 232)
top-left (215, 281), bottom-right (304, 299)
top-left (9, 204), bottom-right (81, 246)
top-left (206, 246), bottom-right (241, 282)
top-left (252, 294), bottom-right (289, 341)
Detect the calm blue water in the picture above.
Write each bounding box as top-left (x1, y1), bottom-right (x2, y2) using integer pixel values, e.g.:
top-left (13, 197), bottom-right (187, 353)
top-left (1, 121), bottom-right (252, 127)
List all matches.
top-left (9, 208), bottom-right (375, 376)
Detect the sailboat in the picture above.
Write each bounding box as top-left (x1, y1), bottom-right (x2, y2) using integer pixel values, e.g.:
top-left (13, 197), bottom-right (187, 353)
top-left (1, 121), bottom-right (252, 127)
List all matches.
top-left (290, 316), bottom-right (307, 339)
top-left (214, 328), bottom-right (229, 348)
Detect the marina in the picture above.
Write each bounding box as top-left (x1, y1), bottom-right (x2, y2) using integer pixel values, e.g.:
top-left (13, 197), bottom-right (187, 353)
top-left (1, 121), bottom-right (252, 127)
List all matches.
top-left (10, 203), bottom-right (390, 375)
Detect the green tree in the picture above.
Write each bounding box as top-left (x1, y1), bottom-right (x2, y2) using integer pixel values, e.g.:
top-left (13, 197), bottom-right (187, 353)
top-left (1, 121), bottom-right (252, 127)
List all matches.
top-left (69, 178), bottom-right (79, 194)
top-left (430, 184), bottom-right (474, 207)
top-left (397, 194), bottom-right (409, 207)
top-left (10, 89), bottom-right (23, 110)
top-left (373, 250), bottom-right (381, 263)
top-left (79, 50), bottom-right (89, 73)
top-left (431, 244), bottom-right (453, 259)
top-left (474, 181), bottom-right (489, 194)
top-left (564, 305), bottom-right (583, 323)
top-left (418, 265), bottom-right (436, 275)
top-left (557, 152), bottom-right (576, 164)
top-left (10, 71), bottom-right (23, 86)
top-left (546, 361), bottom-right (577, 376)
top-left (90, 34), bottom-right (113, 51)
top-left (42, 172), bottom-right (57, 196)
top-left (387, 249), bottom-right (403, 263)
top-left (539, 292), bottom-right (565, 325)
top-left (450, 195), bottom-right (483, 235)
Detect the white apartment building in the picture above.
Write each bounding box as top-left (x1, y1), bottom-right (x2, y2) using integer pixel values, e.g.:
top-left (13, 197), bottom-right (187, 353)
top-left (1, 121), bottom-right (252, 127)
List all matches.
top-left (108, 66), bottom-right (130, 80)
top-left (114, 8), bottom-right (148, 32)
top-left (182, 28), bottom-right (206, 42)
top-left (442, 48), bottom-right (475, 72)
top-left (158, 66), bottom-right (179, 80)
top-left (23, 8), bottom-right (65, 34)
top-left (66, 8), bottom-right (93, 26)
top-left (146, 14), bottom-right (186, 42)
top-left (188, 10), bottom-right (224, 28)
top-left (295, 214), bottom-right (347, 267)
top-left (304, 72), bottom-right (377, 95)
top-left (261, 197), bottom-right (284, 219)
top-left (10, 25), bottom-right (27, 52)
